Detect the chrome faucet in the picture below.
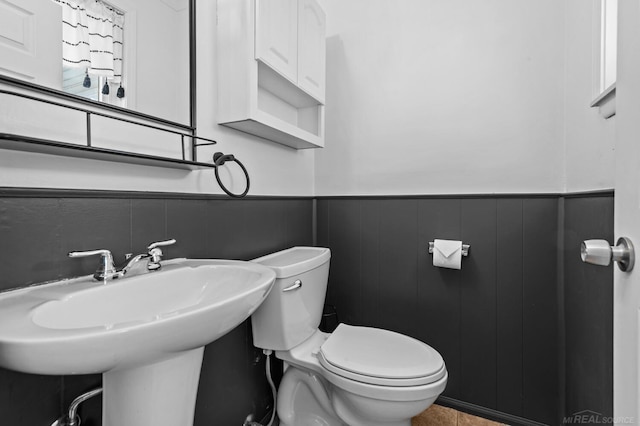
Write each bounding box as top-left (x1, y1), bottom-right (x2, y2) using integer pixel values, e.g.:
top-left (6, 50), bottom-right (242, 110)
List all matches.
top-left (68, 239), bottom-right (176, 281)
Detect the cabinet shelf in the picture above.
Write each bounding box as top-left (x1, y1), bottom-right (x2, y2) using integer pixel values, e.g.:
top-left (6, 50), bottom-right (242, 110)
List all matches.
top-left (223, 62), bottom-right (323, 149)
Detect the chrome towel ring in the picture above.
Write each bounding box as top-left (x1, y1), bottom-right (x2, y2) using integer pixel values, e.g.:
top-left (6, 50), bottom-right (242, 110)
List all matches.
top-left (213, 152), bottom-right (250, 198)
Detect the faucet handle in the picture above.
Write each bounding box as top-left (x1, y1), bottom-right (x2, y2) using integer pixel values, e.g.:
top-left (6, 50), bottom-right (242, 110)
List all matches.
top-left (147, 239), bottom-right (176, 251)
top-left (68, 249), bottom-right (117, 281)
top-left (146, 239), bottom-right (176, 269)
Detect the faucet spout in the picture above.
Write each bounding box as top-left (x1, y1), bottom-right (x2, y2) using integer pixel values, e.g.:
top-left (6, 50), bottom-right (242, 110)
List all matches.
top-left (118, 239), bottom-right (176, 278)
top-left (118, 253), bottom-right (152, 278)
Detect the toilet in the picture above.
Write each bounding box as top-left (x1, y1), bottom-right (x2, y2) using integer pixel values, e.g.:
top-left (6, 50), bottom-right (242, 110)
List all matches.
top-left (251, 246), bottom-right (447, 426)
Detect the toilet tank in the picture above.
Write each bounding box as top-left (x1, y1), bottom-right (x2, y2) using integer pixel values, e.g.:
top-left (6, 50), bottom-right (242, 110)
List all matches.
top-left (250, 247), bottom-right (331, 351)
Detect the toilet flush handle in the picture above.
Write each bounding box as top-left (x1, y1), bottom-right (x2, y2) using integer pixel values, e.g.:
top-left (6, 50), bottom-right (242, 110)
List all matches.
top-left (282, 279), bottom-right (303, 292)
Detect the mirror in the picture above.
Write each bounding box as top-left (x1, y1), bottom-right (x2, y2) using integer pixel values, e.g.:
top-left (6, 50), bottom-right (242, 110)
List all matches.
top-left (0, 0), bottom-right (192, 126)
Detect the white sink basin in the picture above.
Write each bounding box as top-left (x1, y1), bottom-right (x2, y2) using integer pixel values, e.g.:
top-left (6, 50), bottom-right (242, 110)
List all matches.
top-left (0, 258), bottom-right (276, 426)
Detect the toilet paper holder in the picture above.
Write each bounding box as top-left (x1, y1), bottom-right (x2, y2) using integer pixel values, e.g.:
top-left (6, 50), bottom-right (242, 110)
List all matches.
top-left (428, 242), bottom-right (470, 257)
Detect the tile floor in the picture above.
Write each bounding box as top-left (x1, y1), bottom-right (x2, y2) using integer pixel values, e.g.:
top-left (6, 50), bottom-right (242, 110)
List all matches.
top-left (412, 404), bottom-right (508, 426)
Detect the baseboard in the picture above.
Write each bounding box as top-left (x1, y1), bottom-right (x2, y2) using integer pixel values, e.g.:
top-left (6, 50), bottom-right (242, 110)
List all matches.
top-left (437, 396), bottom-right (550, 426)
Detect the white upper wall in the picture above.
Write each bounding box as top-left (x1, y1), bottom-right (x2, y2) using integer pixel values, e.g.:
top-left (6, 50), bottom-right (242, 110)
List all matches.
top-left (563, 0), bottom-right (615, 192)
top-left (0, 0), bottom-right (315, 196)
top-left (0, 0), bottom-right (614, 197)
top-left (314, 0), bottom-right (613, 196)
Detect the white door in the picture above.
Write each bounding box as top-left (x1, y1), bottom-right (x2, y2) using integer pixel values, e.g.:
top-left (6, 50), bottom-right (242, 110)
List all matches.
top-left (0, 0), bottom-right (61, 88)
top-left (297, 0), bottom-right (326, 103)
top-left (255, 0), bottom-right (298, 84)
top-left (614, 0), bottom-right (640, 422)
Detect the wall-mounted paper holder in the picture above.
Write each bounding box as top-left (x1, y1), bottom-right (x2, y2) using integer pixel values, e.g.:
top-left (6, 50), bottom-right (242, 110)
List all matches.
top-left (428, 242), bottom-right (470, 257)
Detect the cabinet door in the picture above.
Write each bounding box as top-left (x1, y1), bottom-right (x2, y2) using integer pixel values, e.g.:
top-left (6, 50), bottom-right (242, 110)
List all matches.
top-left (255, 0), bottom-right (298, 83)
top-left (297, 0), bottom-right (326, 103)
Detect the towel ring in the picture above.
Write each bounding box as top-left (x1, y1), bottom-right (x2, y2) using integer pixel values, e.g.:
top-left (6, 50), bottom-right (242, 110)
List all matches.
top-left (213, 152), bottom-right (250, 198)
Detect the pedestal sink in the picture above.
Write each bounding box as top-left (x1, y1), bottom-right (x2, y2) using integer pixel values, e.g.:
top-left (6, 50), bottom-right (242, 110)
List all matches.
top-left (0, 258), bottom-right (276, 426)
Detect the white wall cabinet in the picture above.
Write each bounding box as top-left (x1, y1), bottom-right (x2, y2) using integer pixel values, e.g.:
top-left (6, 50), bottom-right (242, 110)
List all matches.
top-left (297, 0), bottom-right (326, 103)
top-left (217, 0), bottom-right (326, 149)
top-left (255, 0), bottom-right (298, 84)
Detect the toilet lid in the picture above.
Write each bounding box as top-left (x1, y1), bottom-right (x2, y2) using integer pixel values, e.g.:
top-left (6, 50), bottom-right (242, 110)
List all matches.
top-left (318, 324), bottom-right (445, 387)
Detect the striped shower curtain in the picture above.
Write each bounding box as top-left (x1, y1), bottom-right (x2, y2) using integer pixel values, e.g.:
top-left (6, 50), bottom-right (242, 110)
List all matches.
top-left (52, 0), bottom-right (124, 84)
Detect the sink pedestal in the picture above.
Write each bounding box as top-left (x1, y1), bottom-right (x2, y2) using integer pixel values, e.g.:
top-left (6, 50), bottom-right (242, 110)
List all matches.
top-left (102, 348), bottom-right (204, 426)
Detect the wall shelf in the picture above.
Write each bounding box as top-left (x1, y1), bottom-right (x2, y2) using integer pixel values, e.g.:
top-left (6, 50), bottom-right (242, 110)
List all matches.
top-left (0, 88), bottom-right (218, 170)
top-left (0, 134), bottom-right (216, 170)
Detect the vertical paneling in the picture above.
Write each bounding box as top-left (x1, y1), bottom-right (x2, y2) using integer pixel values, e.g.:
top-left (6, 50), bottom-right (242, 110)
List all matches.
top-left (320, 195), bottom-right (575, 424)
top-left (0, 198), bottom-right (63, 289)
top-left (359, 199), bottom-right (381, 327)
top-left (131, 199), bottom-right (166, 251)
top-left (564, 196), bottom-right (613, 420)
top-left (377, 199), bottom-right (419, 337)
top-left (417, 199), bottom-right (462, 399)
top-left (315, 199), bottom-right (330, 248)
top-left (0, 191), bottom-right (612, 426)
top-left (166, 199), bottom-right (208, 258)
top-left (205, 199), bottom-right (248, 259)
top-left (459, 199), bottom-right (498, 409)
top-left (496, 199), bottom-right (524, 415)
top-left (283, 199), bottom-right (314, 248)
top-left (522, 198), bottom-right (559, 425)
top-left (0, 192), bottom-right (313, 426)
top-left (325, 199), bottom-right (362, 324)
top-left (237, 199), bottom-right (288, 260)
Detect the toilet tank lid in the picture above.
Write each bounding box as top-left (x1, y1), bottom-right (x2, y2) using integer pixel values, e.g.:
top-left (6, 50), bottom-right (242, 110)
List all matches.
top-left (252, 247), bottom-right (331, 278)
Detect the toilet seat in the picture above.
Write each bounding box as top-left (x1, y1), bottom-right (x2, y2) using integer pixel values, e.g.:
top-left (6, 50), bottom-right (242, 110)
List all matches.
top-left (318, 324), bottom-right (446, 387)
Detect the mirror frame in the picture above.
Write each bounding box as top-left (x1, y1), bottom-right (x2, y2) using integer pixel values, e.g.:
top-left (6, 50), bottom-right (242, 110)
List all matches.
top-left (0, 0), bottom-right (196, 133)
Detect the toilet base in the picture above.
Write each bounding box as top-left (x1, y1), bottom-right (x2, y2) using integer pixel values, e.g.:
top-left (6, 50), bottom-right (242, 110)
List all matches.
top-left (278, 367), bottom-right (344, 426)
top-left (330, 387), bottom-right (435, 426)
top-left (277, 364), bottom-right (439, 426)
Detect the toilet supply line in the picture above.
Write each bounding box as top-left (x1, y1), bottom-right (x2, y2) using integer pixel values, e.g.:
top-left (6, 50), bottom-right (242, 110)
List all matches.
top-left (244, 349), bottom-right (278, 426)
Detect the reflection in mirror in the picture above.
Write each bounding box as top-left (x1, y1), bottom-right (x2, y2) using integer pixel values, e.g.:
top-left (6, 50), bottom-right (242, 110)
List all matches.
top-left (0, 0), bottom-right (190, 125)
top-left (55, 0), bottom-right (126, 107)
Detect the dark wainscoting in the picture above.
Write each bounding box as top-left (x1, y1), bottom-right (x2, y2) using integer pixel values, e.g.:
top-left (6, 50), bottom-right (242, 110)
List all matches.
top-left (0, 189), bottom-right (313, 426)
top-left (316, 193), bottom-right (614, 426)
top-left (316, 196), bottom-right (560, 424)
top-left (0, 189), bottom-right (613, 426)
top-left (563, 194), bottom-right (614, 422)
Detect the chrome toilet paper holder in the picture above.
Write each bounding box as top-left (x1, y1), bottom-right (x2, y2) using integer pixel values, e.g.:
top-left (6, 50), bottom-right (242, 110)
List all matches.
top-left (428, 242), bottom-right (470, 257)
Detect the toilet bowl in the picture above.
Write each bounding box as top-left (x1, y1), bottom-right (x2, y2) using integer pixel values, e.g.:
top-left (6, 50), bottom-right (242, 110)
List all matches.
top-left (251, 247), bottom-right (447, 426)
